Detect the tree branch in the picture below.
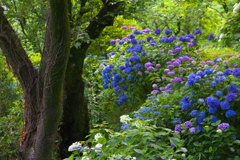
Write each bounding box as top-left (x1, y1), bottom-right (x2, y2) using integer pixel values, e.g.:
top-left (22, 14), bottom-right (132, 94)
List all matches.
top-left (0, 6), bottom-right (37, 92)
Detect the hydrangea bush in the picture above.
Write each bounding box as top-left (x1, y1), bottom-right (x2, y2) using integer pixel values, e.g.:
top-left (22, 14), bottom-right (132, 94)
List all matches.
top-left (67, 27), bottom-right (240, 159)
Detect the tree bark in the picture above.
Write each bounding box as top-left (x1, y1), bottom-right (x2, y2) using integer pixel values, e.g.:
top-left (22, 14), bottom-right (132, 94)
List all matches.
top-left (59, 1), bottom-right (125, 158)
top-left (0, 0), bottom-right (70, 159)
top-left (0, 6), bottom-right (38, 159)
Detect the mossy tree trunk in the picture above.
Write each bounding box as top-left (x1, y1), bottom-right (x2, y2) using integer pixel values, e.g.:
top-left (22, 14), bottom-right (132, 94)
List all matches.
top-left (0, 0), bottom-right (125, 159)
top-left (59, 1), bottom-right (125, 158)
top-left (0, 0), bottom-right (70, 159)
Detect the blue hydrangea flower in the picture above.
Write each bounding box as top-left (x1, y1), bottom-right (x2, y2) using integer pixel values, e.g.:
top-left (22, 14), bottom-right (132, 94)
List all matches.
top-left (199, 111), bottom-right (206, 118)
top-left (111, 81), bottom-right (118, 87)
top-left (114, 86), bottom-right (120, 93)
top-left (233, 68), bottom-right (240, 77)
top-left (131, 38), bottom-right (137, 44)
top-left (130, 55), bottom-right (140, 63)
top-left (195, 29), bottom-right (202, 35)
top-left (205, 96), bottom-right (220, 108)
top-left (172, 118), bottom-right (181, 123)
top-left (164, 29), bottom-right (171, 35)
top-left (210, 115), bottom-right (218, 123)
top-left (208, 33), bottom-right (214, 41)
top-left (195, 125), bottom-right (202, 131)
top-left (198, 98), bottom-right (205, 103)
top-left (124, 67), bottom-right (132, 73)
top-left (129, 34), bottom-right (135, 39)
top-left (127, 75), bottom-right (132, 80)
top-left (121, 123), bottom-right (129, 129)
top-left (226, 110), bottom-right (236, 117)
top-left (226, 93), bottom-right (237, 101)
top-left (215, 76), bottom-right (226, 83)
top-left (227, 84), bottom-right (239, 93)
top-left (204, 68), bottom-right (213, 75)
top-left (122, 84), bottom-right (127, 90)
top-left (181, 103), bottom-right (190, 110)
top-left (216, 91), bottom-right (223, 97)
top-left (135, 63), bottom-right (142, 70)
top-left (146, 36), bottom-right (152, 41)
top-left (190, 110), bottom-right (198, 116)
top-left (141, 52), bottom-right (146, 56)
top-left (103, 66), bottom-right (111, 73)
top-left (220, 101), bottom-right (230, 110)
top-left (224, 69), bottom-right (233, 76)
top-left (102, 84), bottom-right (108, 89)
top-left (197, 117), bottom-right (205, 124)
top-left (210, 81), bottom-right (216, 88)
top-left (208, 107), bottom-right (218, 114)
top-left (119, 40), bottom-right (124, 45)
top-left (154, 28), bottom-right (161, 35)
top-left (114, 74), bottom-right (121, 82)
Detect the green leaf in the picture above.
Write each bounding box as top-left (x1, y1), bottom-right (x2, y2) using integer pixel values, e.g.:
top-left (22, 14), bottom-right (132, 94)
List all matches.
top-left (169, 137), bottom-right (180, 147)
top-left (176, 147), bottom-right (188, 153)
top-left (134, 149), bottom-right (144, 154)
top-left (74, 42), bottom-right (81, 48)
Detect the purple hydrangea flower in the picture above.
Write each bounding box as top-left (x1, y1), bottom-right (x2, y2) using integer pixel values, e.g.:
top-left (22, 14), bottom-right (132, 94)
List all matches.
top-left (189, 127), bottom-right (196, 133)
top-left (208, 33), bottom-right (214, 41)
top-left (173, 77), bottom-right (182, 83)
top-left (184, 121), bottom-right (192, 127)
top-left (147, 66), bottom-right (155, 71)
top-left (168, 65), bottom-right (174, 69)
top-left (206, 61), bottom-right (214, 65)
top-left (141, 52), bottom-right (146, 56)
top-left (188, 43), bottom-right (194, 47)
top-left (156, 64), bottom-right (161, 67)
top-left (151, 90), bottom-right (159, 94)
top-left (144, 62), bottom-right (152, 68)
top-left (175, 124), bottom-right (182, 132)
top-left (121, 26), bottom-right (128, 29)
top-left (218, 123), bottom-right (229, 130)
top-left (164, 69), bottom-right (170, 73)
top-left (168, 72), bottom-right (175, 76)
top-left (110, 39), bottom-right (116, 45)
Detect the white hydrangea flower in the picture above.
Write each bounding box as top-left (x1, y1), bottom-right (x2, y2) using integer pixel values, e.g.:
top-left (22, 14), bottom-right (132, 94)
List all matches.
top-left (120, 115), bottom-right (132, 124)
top-left (94, 133), bottom-right (102, 141)
top-left (233, 3), bottom-right (240, 13)
top-left (95, 143), bottom-right (103, 148)
top-left (68, 142), bottom-right (82, 152)
top-left (218, 33), bottom-right (224, 42)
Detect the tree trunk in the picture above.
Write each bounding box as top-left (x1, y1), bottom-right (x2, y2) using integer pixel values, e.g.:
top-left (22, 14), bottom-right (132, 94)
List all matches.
top-left (0, 0), bottom-right (70, 159)
top-left (59, 1), bottom-right (125, 158)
